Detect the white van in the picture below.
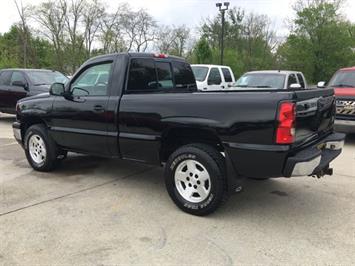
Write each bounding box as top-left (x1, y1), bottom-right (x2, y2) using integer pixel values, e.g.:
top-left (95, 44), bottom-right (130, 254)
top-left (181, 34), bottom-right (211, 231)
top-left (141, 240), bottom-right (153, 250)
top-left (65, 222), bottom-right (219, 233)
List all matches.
top-left (191, 64), bottom-right (236, 91)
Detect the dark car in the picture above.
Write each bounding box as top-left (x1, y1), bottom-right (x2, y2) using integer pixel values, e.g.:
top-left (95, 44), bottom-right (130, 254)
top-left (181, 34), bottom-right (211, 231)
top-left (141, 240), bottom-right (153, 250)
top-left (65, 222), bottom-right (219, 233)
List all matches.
top-left (13, 53), bottom-right (345, 216)
top-left (0, 69), bottom-right (68, 115)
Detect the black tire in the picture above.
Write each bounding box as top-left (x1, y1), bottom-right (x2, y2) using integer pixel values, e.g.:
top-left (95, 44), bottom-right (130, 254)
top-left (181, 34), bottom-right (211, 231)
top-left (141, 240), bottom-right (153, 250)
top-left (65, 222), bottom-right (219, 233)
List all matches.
top-left (24, 124), bottom-right (59, 172)
top-left (165, 143), bottom-right (227, 216)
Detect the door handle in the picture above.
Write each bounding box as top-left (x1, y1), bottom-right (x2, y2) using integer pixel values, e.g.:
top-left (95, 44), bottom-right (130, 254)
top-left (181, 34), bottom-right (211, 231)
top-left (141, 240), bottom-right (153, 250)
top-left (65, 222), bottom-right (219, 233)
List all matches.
top-left (221, 86), bottom-right (225, 89)
top-left (93, 105), bottom-right (104, 112)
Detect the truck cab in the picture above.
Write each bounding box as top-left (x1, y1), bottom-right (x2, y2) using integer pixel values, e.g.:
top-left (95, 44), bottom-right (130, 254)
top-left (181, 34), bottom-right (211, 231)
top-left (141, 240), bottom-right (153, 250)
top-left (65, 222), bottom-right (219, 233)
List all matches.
top-left (191, 64), bottom-right (235, 91)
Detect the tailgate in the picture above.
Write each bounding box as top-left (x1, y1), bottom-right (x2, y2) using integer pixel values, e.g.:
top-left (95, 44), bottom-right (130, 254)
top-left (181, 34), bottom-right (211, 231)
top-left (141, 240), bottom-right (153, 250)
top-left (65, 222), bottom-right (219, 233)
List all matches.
top-left (293, 88), bottom-right (335, 145)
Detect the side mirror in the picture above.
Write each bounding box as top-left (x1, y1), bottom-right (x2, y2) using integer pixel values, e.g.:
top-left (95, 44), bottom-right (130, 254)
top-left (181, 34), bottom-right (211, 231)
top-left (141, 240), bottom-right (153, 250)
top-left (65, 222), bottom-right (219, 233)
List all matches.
top-left (72, 87), bottom-right (89, 96)
top-left (12, 80), bottom-right (28, 90)
top-left (50, 82), bottom-right (65, 96)
top-left (289, 83), bottom-right (302, 89)
top-left (317, 81), bottom-right (326, 88)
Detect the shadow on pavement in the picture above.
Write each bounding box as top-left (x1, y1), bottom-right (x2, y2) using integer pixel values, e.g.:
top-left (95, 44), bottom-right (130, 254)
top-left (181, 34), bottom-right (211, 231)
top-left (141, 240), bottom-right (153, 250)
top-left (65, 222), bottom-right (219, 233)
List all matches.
top-left (0, 134), bottom-right (341, 220)
top-left (0, 115), bottom-right (16, 124)
top-left (345, 133), bottom-right (355, 145)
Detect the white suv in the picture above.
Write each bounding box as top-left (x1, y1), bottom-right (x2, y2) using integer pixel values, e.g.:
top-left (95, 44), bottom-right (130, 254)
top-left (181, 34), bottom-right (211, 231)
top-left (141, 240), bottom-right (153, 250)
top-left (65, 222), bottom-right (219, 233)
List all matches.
top-left (191, 64), bottom-right (235, 91)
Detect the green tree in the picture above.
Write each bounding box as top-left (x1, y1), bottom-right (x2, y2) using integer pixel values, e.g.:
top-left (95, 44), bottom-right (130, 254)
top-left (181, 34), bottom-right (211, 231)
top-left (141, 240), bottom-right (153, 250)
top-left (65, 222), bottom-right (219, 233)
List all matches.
top-left (0, 25), bottom-right (58, 70)
top-left (192, 38), bottom-right (212, 64)
top-left (277, 0), bottom-right (354, 83)
top-left (193, 7), bottom-right (277, 78)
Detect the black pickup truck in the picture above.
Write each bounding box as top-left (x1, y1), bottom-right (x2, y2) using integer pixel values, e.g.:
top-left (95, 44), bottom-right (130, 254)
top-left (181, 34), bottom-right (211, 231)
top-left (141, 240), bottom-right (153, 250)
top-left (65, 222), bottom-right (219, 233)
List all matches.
top-left (13, 53), bottom-right (345, 215)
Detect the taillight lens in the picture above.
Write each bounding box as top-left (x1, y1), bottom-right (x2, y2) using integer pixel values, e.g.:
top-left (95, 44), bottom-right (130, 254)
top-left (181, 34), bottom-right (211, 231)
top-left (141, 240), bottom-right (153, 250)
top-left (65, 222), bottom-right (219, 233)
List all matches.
top-left (276, 102), bottom-right (296, 144)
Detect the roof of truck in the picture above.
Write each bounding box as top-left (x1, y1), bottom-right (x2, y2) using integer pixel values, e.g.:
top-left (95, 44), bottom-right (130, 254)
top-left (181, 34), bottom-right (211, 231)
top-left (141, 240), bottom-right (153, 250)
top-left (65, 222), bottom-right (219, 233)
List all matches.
top-left (191, 64), bottom-right (233, 68)
top-left (88, 52), bottom-right (185, 62)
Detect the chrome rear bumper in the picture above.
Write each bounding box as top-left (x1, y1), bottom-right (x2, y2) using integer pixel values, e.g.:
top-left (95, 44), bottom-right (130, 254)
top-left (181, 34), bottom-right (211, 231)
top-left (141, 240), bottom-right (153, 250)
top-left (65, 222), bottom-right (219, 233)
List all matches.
top-left (284, 132), bottom-right (345, 177)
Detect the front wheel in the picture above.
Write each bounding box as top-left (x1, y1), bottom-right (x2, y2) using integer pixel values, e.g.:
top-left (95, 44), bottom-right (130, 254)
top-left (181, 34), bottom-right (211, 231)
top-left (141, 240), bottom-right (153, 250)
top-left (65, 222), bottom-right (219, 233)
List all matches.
top-left (165, 144), bottom-right (227, 216)
top-left (24, 124), bottom-right (59, 172)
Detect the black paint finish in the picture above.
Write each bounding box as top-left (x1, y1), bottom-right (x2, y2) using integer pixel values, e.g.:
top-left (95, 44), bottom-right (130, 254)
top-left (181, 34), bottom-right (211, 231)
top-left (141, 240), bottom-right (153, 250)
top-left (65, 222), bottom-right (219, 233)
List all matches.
top-left (15, 53), bottom-right (340, 179)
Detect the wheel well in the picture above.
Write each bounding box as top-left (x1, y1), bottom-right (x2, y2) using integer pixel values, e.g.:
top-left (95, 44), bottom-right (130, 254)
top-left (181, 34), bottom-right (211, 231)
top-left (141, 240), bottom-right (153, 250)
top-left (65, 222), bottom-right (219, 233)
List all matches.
top-left (160, 127), bottom-right (223, 162)
top-left (20, 117), bottom-right (46, 141)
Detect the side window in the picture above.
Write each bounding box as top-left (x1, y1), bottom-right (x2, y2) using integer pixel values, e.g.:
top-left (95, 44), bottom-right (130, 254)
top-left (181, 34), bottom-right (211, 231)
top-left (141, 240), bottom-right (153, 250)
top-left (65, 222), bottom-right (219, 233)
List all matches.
top-left (208, 68), bottom-right (222, 85)
top-left (71, 62), bottom-right (112, 96)
top-left (10, 72), bottom-right (26, 85)
top-left (0, 71), bottom-right (12, 86)
top-left (297, 74), bottom-right (305, 88)
top-left (172, 61), bottom-right (196, 89)
top-left (156, 62), bottom-right (173, 89)
top-left (127, 58), bottom-right (157, 91)
top-left (287, 74), bottom-right (298, 87)
top-left (222, 68), bottom-right (233, 82)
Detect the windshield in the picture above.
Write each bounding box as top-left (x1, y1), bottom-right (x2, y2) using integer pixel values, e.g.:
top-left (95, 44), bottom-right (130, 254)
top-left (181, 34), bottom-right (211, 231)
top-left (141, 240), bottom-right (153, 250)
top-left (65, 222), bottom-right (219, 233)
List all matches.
top-left (29, 71), bottom-right (69, 86)
top-left (192, 66), bottom-right (209, 82)
top-left (235, 73), bottom-right (286, 89)
top-left (329, 71), bottom-right (355, 88)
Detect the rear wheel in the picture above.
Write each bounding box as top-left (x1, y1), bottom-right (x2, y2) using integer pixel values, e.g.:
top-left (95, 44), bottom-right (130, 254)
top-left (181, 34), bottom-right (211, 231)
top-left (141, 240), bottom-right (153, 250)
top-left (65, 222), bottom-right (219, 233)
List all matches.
top-left (24, 124), bottom-right (59, 172)
top-left (165, 144), bottom-right (227, 216)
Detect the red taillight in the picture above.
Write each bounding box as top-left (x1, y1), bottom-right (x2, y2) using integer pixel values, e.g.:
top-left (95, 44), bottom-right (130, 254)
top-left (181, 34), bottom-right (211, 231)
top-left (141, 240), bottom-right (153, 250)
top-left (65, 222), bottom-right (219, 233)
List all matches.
top-left (154, 53), bottom-right (168, 58)
top-left (276, 102), bottom-right (296, 144)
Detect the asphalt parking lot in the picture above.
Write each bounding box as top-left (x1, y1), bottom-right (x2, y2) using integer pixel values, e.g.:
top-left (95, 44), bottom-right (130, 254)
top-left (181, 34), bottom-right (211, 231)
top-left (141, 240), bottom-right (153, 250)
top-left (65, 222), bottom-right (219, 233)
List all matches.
top-left (0, 114), bottom-right (355, 265)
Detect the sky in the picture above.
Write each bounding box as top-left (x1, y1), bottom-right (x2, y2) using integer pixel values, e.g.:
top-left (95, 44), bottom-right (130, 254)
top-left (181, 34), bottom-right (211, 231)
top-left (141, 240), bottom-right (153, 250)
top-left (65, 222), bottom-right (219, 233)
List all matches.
top-left (1, 0), bottom-right (355, 37)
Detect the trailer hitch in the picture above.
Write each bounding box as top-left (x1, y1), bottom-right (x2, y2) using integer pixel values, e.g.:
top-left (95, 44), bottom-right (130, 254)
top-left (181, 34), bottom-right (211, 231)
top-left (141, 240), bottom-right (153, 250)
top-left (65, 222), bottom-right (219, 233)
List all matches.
top-left (312, 167), bottom-right (333, 179)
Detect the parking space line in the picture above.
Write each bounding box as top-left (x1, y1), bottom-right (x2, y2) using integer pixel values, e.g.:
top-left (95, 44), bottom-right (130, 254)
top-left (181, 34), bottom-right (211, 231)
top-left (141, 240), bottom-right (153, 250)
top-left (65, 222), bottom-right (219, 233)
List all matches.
top-left (0, 167), bottom-right (155, 217)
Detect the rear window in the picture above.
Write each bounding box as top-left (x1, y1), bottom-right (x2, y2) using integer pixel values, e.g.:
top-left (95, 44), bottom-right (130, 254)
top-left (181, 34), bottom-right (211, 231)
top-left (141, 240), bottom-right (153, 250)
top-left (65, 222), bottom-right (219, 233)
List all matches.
top-left (172, 61), bottom-right (196, 89)
top-left (127, 58), bottom-right (196, 92)
top-left (222, 68), bottom-right (233, 82)
top-left (156, 62), bottom-right (173, 89)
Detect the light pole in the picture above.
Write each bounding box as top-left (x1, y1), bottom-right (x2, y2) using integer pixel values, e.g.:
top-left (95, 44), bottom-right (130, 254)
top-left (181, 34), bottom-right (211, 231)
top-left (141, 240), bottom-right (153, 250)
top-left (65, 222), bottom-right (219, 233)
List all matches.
top-left (216, 2), bottom-right (229, 65)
